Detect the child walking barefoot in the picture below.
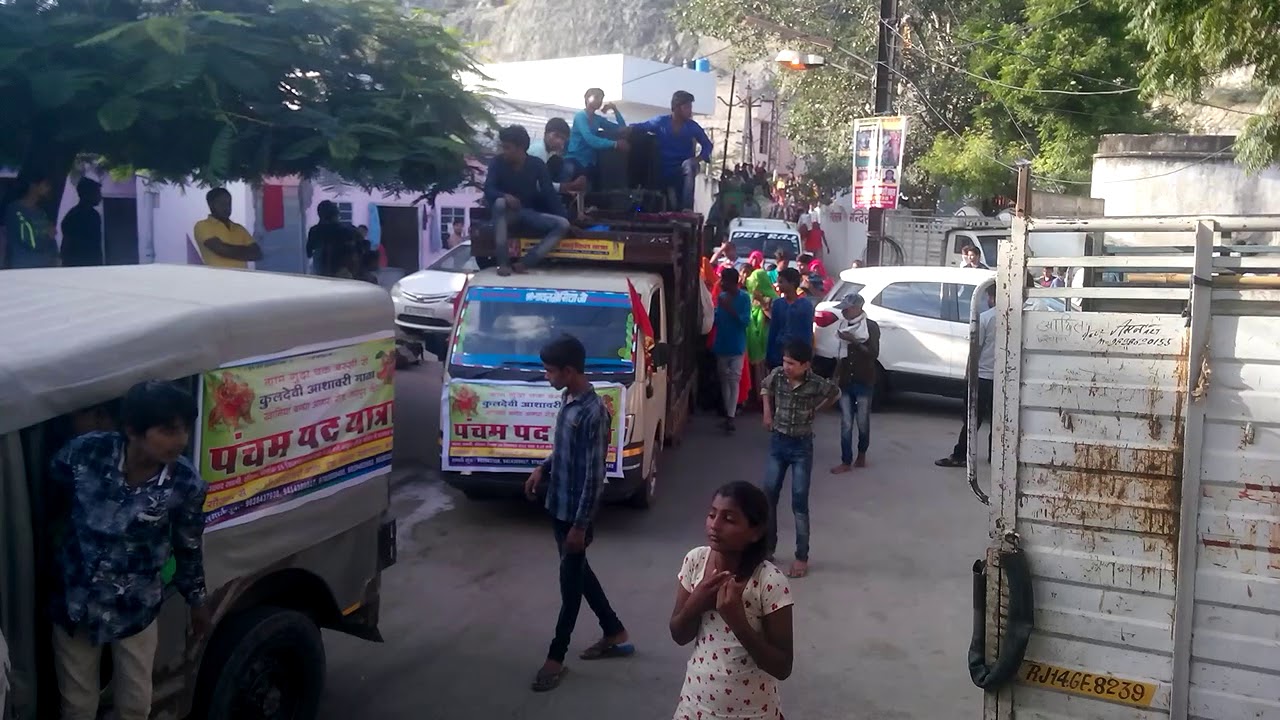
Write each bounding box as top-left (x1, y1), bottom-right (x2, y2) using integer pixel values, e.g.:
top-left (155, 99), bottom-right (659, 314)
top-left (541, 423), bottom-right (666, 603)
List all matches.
top-left (669, 482), bottom-right (794, 720)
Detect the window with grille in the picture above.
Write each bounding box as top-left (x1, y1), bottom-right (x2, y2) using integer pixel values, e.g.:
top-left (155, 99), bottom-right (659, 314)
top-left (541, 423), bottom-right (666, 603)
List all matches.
top-left (336, 202), bottom-right (354, 224)
top-left (439, 206), bottom-right (468, 246)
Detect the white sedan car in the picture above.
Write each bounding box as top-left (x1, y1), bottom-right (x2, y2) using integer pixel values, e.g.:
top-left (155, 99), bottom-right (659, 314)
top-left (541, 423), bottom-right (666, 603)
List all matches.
top-left (390, 242), bottom-right (476, 359)
top-left (813, 265), bottom-right (997, 400)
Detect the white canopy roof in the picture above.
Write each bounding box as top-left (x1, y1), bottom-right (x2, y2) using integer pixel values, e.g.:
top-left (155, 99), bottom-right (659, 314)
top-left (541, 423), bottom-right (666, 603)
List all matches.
top-left (0, 265), bottom-right (393, 434)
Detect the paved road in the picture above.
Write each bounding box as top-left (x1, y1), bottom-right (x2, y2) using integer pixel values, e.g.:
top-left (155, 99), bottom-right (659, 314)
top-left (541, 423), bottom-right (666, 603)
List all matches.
top-left (320, 361), bottom-right (991, 720)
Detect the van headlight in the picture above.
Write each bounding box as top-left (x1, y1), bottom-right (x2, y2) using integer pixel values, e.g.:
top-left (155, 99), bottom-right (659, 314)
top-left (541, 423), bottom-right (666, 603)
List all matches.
top-left (623, 414), bottom-right (635, 444)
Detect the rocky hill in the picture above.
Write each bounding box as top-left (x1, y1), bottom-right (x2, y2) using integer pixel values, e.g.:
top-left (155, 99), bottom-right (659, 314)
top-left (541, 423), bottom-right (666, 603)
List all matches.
top-left (415, 0), bottom-right (701, 64)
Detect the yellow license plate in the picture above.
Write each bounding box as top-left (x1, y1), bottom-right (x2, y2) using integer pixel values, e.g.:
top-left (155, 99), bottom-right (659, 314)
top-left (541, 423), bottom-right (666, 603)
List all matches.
top-left (1019, 661), bottom-right (1157, 707)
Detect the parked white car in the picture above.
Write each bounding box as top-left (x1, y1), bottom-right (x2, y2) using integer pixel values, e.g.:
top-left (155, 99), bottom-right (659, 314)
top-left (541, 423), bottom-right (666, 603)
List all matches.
top-left (390, 242), bottom-right (476, 359)
top-left (813, 265), bottom-right (996, 400)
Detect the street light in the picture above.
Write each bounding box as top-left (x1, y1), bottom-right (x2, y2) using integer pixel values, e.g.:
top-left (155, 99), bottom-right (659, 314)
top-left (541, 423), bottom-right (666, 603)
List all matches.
top-left (774, 50), bottom-right (827, 71)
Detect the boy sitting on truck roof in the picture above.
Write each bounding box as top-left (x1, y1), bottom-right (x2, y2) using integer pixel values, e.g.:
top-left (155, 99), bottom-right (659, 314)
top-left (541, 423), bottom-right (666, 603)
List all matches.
top-left (484, 125), bottom-right (572, 277)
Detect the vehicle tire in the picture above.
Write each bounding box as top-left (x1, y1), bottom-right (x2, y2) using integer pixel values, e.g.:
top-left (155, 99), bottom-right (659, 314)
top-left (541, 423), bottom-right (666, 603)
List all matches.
top-left (193, 607), bottom-right (324, 720)
top-left (628, 437), bottom-right (660, 510)
top-left (872, 364), bottom-right (891, 413)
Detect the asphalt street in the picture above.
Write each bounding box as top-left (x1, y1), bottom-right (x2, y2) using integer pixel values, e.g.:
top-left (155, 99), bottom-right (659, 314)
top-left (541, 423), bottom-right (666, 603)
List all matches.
top-left (318, 360), bottom-right (991, 720)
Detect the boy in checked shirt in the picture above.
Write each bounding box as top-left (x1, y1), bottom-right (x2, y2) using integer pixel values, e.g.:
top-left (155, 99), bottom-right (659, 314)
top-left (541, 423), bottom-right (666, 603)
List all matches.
top-left (761, 340), bottom-right (840, 578)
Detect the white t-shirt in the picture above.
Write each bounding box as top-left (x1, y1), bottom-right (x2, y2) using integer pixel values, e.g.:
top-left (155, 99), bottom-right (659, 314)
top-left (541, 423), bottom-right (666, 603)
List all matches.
top-left (977, 306), bottom-right (997, 380)
top-left (674, 546), bottom-right (793, 720)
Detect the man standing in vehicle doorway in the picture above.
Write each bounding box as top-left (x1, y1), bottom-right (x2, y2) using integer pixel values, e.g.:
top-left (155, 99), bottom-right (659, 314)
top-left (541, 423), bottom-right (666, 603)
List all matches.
top-left (48, 381), bottom-right (211, 720)
top-left (937, 284), bottom-right (997, 467)
top-left (524, 335), bottom-right (632, 692)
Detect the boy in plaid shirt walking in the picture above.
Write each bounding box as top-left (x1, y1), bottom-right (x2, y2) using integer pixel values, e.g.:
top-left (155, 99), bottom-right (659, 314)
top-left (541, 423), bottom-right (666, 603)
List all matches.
top-left (761, 340), bottom-right (840, 578)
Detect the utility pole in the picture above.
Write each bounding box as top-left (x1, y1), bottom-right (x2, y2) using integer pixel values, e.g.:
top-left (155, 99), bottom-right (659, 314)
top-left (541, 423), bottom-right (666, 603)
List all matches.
top-left (866, 0), bottom-right (899, 266)
top-left (719, 71), bottom-right (737, 180)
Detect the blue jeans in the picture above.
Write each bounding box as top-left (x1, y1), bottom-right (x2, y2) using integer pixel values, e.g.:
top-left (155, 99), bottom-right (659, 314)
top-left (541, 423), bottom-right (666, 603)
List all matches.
top-left (839, 383), bottom-right (873, 463)
top-left (492, 197), bottom-right (570, 269)
top-left (662, 158), bottom-right (700, 211)
top-left (763, 431), bottom-right (814, 561)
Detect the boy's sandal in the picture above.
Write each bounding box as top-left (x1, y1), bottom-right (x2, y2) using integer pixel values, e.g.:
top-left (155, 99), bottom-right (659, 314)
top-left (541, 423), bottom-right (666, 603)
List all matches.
top-left (531, 665), bottom-right (569, 692)
top-left (579, 638), bottom-right (636, 660)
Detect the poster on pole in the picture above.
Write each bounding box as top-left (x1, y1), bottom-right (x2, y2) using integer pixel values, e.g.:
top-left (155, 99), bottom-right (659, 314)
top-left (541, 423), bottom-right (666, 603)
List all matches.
top-left (852, 116), bottom-right (908, 209)
top-left (441, 379), bottom-right (626, 477)
top-left (198, 334), bottom-right (397, 529)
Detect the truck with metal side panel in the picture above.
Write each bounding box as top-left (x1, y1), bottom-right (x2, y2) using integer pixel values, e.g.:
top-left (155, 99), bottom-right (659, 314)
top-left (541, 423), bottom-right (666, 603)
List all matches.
top-left (440, 212), bottom-right (704, 508)
top-left (0, 265), bottom-right (397, 720)
top-left (964, 183), bottom-right (1280, 719)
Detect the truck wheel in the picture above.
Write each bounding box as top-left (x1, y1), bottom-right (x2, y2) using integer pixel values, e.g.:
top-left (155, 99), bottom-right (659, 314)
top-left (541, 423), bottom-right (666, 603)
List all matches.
top-left (194, 607), bottom-right (324, 720)
top-left (628, 439), bottom-right (660, 510)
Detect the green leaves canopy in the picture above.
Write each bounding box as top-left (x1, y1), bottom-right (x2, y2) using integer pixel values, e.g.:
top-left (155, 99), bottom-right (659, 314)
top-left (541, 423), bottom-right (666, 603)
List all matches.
top-left (676, 0), bottom-right (1174, 201)
top-left (1119, 0), bottom-right (1280, 170)
top-left (0, 0), bottom-right (493, 195)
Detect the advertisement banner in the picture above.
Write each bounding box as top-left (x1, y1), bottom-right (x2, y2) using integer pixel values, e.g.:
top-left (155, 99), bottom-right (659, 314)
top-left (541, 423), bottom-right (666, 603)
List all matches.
top-left (198, 335), bottom-right (396, 529)
top-left (852, 116), bottom-right (908, 209)
top-left (517, 237), bottom-right (624, 261)
top-left (441, 380), bottom-right (626, 476)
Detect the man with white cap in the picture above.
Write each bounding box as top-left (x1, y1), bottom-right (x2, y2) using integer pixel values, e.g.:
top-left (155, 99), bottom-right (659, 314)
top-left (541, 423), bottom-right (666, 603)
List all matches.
top-left (830, 294), bottom-right (879, 472)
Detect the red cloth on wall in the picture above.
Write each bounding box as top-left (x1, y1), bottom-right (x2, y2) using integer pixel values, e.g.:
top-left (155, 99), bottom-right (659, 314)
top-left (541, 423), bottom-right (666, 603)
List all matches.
top-left (262, 184), bottom-right (285, 231)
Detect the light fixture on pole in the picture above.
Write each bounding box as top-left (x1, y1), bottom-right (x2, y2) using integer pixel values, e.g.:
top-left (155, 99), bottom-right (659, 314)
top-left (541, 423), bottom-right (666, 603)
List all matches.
top-left (774, 50), bottom-right (827, 71)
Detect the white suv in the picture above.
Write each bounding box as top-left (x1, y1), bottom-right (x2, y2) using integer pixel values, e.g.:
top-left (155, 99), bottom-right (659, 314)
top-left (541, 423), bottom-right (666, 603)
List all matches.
top-left (813, 266), bottom-right (996, 400)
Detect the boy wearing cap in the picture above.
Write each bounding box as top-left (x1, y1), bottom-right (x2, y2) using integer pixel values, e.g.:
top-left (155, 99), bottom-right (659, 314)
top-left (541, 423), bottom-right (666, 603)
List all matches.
top-left (831, 294), bottom-right (879, 472)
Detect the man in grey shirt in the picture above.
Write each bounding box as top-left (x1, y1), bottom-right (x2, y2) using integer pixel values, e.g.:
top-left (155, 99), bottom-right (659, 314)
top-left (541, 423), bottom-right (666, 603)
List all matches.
top-left (937, 284), bottom-right (996, 466)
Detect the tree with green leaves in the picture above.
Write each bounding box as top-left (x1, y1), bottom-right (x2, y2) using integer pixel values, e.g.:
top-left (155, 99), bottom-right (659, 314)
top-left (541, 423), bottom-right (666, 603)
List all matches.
top-left (915, 0), bottom-right (1173, 197)
top-left (0, 0), bottom-right (491, 211)
top-left (676, 0), bottom-right (981, 204)
top-left (676, 0), bottom-right (1171, 203)
top-left (1119, 0), bottom-right (1279, 170)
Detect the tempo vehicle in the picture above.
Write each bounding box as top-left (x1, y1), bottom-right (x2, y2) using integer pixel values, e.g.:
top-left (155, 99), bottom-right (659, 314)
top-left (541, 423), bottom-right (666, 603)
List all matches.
top-left (441, 213), bottom-right (703, 509)
top-left (726, 217), bottom-right (803, 259)
top-left (0, 265), bottom-right (397, 720)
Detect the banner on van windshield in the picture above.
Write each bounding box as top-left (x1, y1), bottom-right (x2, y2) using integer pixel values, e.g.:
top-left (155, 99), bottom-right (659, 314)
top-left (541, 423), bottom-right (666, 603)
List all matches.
top-left (197, 334), bottom-right (396, 529)
top-left (441, 380), bottom-right (625, 477)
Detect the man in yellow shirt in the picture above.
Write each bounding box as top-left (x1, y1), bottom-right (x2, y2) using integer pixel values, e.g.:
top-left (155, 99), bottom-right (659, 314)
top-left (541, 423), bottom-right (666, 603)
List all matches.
top-left (192, 188), bottom-right (263, 269)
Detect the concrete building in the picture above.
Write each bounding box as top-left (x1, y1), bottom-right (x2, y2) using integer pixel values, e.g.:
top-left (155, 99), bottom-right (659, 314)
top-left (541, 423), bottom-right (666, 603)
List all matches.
top-left (1090, 134), bottom-right (1280, 246)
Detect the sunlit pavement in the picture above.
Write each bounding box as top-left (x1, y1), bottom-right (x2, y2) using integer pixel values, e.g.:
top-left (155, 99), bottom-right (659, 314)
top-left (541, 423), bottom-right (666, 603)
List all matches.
top-left (318, 361), bottom-right (989, 720)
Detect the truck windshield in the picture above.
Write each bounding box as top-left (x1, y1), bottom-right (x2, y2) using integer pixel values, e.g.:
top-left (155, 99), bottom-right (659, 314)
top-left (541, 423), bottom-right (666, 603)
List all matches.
top-left (729, 231), bottom-right (801, 259)
top-left (449, 286), bottom-right (636, 381)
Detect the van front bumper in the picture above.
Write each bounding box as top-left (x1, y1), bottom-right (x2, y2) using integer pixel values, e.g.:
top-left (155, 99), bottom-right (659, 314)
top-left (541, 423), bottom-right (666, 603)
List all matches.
top-left (443, 442), bottom-right (645, 502)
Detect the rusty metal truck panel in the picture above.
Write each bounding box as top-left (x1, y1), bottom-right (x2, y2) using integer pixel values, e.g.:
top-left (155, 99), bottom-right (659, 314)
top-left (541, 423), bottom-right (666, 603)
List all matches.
top-left (983, 210), bottom-right (1280, 720)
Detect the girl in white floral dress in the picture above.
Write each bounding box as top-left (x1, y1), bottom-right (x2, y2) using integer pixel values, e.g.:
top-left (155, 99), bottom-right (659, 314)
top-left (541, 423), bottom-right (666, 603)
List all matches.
top-left (669, 481), bottom-right (794, 720)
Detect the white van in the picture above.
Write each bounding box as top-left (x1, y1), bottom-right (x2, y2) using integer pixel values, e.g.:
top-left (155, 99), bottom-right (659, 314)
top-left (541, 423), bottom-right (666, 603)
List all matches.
top-left (726, 218), bottom-right (803, 259)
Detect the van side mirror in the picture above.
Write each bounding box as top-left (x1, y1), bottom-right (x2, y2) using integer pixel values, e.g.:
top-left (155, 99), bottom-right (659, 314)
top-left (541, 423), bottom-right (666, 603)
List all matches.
top-left (652, 342), bottom-right (671, 368)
